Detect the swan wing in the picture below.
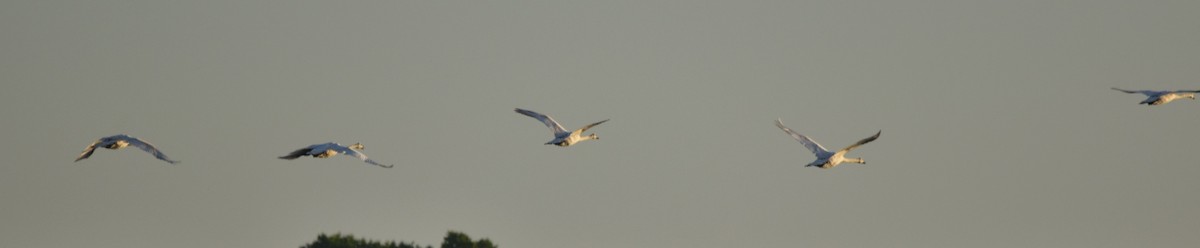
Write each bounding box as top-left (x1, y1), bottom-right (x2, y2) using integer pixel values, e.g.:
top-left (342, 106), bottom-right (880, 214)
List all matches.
top-left (775, 119), bottom-right (831, 156)
top-left (840, 130), bottom-right (881, 153)
top-left (1113, 87), bottom-right (1165, 96)
top-left (1111, 87), bottom-right (1140, 94)
top-left (279, 147), bottom-right (314, 160)
top-left (125, 137), bottom-right (179, 164)
top-left (343, 149), bottom-right (393, 168)
top-left (572, 119), bottom-right (609, 135)
top-left (515, 108), bottom-right (567, 134)
top-left (75, 140), bottom-right (101, 162)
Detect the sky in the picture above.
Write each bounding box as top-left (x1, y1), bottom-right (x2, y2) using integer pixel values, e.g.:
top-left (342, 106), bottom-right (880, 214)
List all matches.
top-left (2, 1), bottom-right (1200, 247)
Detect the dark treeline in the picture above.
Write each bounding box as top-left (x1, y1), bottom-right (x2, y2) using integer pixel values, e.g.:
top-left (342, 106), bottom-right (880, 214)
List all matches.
top-left (301, 231), bottom-right (497, 248)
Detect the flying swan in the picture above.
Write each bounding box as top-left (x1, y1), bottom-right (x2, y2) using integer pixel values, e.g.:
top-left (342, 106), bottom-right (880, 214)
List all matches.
top-left (515, 108), bottom-right (609, 147)
top-left (75, 134), bottom-right (180, 164)
top-left (278, 142), bottom-right (393, 168)
top-left (1111, 87), bottom-right (1200, 105)
top-left (775, 119), bottom-right (880, 169)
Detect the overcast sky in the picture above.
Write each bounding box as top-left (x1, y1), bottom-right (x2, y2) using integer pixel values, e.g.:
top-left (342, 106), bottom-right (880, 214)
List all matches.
top-left (3, 1), bottom-right (1200, 247)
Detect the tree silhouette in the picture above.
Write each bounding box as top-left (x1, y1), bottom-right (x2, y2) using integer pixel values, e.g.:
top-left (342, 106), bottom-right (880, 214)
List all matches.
top-left (441, 231), bottom-right (496, 248)
top-left (301, 233), bottom-right (428, 248)
top-left (300, 231), bottom-right (495, 248)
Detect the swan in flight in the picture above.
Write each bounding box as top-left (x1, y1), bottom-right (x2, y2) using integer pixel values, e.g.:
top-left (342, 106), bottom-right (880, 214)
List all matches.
top-left (775, 119), bottom-right (880, 169)
top-left (515, 108), bottom-right (609, 147)
top-left (278, 142), bottom-right (393, 168)
top-left (75, 134), bottom-right (180, 164)
top-left (1111, 87), bottom-right (1200, 105)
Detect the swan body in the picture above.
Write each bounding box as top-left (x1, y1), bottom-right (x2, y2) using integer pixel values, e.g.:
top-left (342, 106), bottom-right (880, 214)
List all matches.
top-left (75, 134), bottom-right (179, 164)
top-left (279, 142), bottom-right (393, 168)
top-left (1112, 87), bottom-right (1200, 105)
top-left (515, 108), bottom-right (609, 147)
top-left (775, 119), bottom-right (880, 169)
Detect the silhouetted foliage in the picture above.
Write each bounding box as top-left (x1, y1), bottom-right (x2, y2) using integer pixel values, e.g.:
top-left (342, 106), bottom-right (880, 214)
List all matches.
top-left (440, 231), bottom-right (497, 248)
top-left (301, 231), bottom-right (495, 248)
top-left (301, 233), bottom-right (429, 248)
top-left (474, 239), bottom-right (497, 248)
top-left (441, 231), bottom-right (474, 248)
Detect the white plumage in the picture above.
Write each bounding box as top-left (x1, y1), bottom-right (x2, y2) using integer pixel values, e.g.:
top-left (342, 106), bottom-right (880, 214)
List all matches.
top-left (279, 142), bottom-right (393, 168)
top-left (1112, 87), bottom-right (1200, 105)
top-left (75, 134), bottom-right (180, 164)
top-left (515, 108), bottom-right (609, 147)
top-left (775, 119), bottom-right (880, 169)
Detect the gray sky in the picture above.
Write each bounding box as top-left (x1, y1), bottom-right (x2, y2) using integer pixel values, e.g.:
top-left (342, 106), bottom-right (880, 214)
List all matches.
top-left (3, 1), bottom-right (1199, 247)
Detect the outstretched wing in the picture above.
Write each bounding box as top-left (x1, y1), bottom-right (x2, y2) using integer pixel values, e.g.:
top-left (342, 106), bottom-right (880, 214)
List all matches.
top-left (1111, 87), bottom-right (1139, 94)
top-left (75, 140), bottom-right (101, 162)
top-left (775, 119), bottom-right (831, 156)
top-left (1112, 87), bottom-right (1160, 96)
top-left (278, 147), bottom-right (314, 160)
top-left (1171, 89), bottom-right (1200, 93)
top-left (125, 137), bottom-right (180, 164)
top-left (342, 149), bottom-right (393, 168)
top-left (839, 130), bottom-right (881, 153)
top-left (572, 119), bottom-right (609, 135)
top-left (515, 108), bottom-right (567, 134)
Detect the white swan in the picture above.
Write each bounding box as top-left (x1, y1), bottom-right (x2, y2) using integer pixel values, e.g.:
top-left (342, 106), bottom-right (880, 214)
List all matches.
top-left (278, 142), bottom-right (393, 168)
top-left (775, 119), bottom-right (880, 169)
top-left (515, 108), bottom-right (609, 147)
top-left (1112, 87), bottom-right (1200, 105)
top-left (75, 134), bottom-right (179, 164)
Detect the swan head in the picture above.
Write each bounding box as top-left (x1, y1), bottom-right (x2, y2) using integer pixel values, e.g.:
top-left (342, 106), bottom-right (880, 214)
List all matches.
top-left (589, 134), bottom-right (599, 140)
top-left (349, 143), bottom-right (365, 150)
